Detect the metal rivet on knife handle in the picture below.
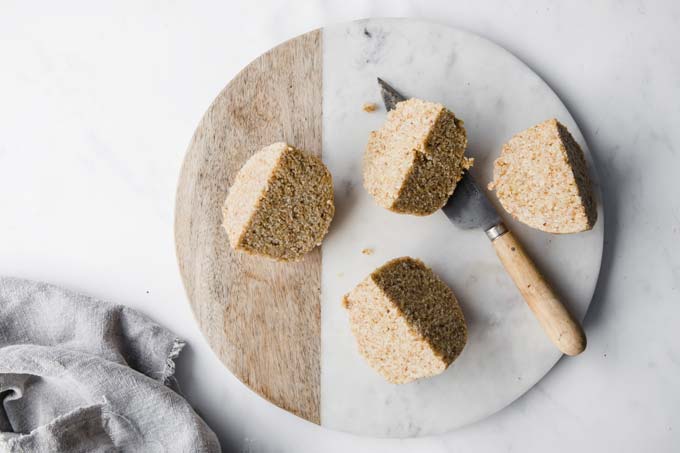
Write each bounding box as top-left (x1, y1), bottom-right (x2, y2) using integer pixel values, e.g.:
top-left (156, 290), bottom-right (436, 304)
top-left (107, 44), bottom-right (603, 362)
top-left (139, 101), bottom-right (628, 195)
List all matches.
top-left (485, 223), bottom-right (508, 241)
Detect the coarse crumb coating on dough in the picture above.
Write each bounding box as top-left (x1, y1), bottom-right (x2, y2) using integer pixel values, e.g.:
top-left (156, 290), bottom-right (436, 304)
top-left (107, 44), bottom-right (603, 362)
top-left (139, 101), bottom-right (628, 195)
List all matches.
top-left (488, 119), bottom-right (596, 234)
top-left (222, 142), bottom-right (335, 261)
top-left (363, 98), bottom-right (469, 216)
top-left (343, 257), bottom-right (468, 384)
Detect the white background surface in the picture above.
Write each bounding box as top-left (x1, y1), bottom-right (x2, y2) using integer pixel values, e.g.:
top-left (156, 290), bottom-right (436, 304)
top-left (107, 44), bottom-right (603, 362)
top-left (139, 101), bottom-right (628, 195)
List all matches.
top-left (1, 1), bottom-right (678, 452)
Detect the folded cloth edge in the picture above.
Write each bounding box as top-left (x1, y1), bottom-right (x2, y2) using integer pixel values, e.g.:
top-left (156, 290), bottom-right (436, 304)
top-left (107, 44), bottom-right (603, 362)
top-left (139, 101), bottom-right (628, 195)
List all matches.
top-left (162, 337), bottom-right (186, 388)
top-left (0, 276), bottom-right (221, 452)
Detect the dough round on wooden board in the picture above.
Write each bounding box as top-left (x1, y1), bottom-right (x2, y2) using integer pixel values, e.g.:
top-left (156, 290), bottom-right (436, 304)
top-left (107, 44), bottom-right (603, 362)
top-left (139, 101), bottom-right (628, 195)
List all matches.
top-left (222, 142), bottom-right (335, 261)
top-left (363, 98), bottom-right (471, 216)
top-left (342, 257), bottom-right (468, 384)
top-left (488, 119), bottom-right (597, 233)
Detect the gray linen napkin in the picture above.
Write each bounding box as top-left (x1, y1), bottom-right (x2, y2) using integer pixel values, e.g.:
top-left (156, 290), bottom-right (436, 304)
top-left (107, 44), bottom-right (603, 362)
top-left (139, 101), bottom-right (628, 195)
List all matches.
top-left (0, 277), bottom-right (220, 452)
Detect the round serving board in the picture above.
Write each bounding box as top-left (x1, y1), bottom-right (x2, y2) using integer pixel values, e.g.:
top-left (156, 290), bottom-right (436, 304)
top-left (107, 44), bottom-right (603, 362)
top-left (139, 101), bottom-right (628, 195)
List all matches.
top-left (175, 18), bottom-right (604, 437)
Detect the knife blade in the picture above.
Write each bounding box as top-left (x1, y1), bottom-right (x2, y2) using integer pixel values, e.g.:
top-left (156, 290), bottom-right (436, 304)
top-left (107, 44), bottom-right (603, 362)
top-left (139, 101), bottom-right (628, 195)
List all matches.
top-left (376, 78), bottom-right (586, 356)
top-left (377, 77), bottom-right (406, 112)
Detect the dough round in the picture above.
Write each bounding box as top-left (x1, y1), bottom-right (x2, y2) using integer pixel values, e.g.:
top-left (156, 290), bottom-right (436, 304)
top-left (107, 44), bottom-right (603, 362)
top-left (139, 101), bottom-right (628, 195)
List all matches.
top-left (223, 142), bottom-right (334, 261)
top-left (363, 98), bottom-right (469, 216)
top-left (489, 119), bottom-right (596, 234)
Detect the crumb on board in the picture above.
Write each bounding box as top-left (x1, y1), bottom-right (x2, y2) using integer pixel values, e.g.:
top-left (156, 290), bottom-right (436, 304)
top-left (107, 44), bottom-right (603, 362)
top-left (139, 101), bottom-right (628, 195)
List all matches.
top-left (361, 248), bottom-right (374, 255)
top-left (362, 102), bottom-right (378, 112)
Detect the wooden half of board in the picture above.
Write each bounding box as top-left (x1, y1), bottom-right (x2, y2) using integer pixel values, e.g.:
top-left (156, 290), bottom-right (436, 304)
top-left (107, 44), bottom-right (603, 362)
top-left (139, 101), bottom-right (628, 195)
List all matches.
top-left (175, 30), bottom-right (322, 423)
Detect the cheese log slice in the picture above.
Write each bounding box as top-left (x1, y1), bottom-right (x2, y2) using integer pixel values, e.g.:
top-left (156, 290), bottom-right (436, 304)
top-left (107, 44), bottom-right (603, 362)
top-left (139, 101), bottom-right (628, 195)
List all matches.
top-left (489, 119), bottom-right (596, 233)
top-left (223, 142), bottom-right (334, 261)
top-left (343, 257), bottom-right (468, 384)
top-left (363, 98), bottom-right (470, 216)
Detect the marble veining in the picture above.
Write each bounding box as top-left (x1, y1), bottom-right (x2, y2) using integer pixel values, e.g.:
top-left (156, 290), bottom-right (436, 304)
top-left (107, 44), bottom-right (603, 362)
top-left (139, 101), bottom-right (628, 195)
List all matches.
top-left (321, 18), bottom-right (603, 437)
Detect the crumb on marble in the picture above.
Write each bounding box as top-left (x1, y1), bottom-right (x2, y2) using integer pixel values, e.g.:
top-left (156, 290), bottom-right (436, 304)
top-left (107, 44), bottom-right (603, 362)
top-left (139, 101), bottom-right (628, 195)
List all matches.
top-left (361, 248), bottom-right (374, 255)
top-left (362, 102), bottom-right (378, 112)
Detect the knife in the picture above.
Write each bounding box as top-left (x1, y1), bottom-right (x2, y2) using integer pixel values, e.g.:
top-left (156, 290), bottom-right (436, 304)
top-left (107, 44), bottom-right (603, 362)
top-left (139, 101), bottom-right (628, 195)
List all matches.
top-left (377, 78), bottom-right (586, 356)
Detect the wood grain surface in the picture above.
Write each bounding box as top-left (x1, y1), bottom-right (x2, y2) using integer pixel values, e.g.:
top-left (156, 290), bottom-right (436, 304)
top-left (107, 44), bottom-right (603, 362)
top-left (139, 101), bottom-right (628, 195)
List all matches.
top-left (175, 30), bottom-right (322, 423)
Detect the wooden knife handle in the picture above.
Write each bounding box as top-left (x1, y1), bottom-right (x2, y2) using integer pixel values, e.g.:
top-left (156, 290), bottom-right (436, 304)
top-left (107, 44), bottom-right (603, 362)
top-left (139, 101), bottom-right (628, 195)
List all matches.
top-left (492, 229), bottom-right (587, 356)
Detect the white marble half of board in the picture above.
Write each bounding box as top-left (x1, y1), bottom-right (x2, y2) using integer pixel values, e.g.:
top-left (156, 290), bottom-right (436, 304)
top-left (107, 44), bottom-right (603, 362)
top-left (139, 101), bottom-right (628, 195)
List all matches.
top-left (321, 18), bottom-right (604, 437)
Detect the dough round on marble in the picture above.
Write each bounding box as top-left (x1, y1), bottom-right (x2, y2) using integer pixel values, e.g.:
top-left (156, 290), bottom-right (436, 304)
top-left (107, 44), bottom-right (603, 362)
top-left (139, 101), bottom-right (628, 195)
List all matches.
top-left (222, 142), bottom-right (334, 261)
top-left (342, 257), bottom-right (468, 384)
top-left (363, 98), bottom-right (470, 216)
top-left (488, 119), bottom-right (596, 233)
